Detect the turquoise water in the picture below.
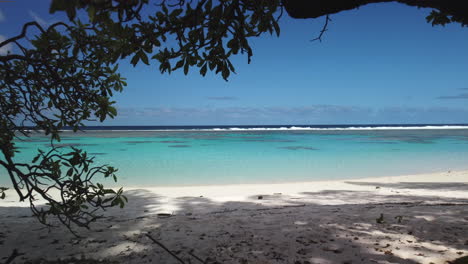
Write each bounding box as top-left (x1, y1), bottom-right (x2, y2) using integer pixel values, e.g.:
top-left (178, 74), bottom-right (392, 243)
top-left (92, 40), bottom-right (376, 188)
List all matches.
top-left (3, 128), bottom-right (468, 187)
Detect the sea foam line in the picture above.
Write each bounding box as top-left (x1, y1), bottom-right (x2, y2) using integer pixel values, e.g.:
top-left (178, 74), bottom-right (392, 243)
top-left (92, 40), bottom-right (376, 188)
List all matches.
top-left (207, 125), bottom-right (468, 131)
top-left (51, 125), bottom-right (468, 132)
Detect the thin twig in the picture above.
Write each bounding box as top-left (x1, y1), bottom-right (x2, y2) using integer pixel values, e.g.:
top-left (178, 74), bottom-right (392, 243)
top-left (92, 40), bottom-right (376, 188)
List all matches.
top-left (146, 233), bottom-right (186, 264)
top-left (311, 15), bottom-right (331, 42)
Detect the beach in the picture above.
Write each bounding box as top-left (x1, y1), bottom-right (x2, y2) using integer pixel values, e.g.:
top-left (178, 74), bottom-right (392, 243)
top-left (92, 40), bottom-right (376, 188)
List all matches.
top-left (2, 0), bottom-right (468, 261)
top-left (1, 170), bottom-right (468, 263)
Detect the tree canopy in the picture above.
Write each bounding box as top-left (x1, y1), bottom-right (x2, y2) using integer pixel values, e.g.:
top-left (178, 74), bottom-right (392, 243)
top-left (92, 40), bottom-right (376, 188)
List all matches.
top-left (0, 0), bottom-right (466, 232)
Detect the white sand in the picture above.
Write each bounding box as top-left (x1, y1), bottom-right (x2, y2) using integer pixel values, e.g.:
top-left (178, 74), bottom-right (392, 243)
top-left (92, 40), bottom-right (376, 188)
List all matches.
top-left (1, 170), bottom-right (468, 263)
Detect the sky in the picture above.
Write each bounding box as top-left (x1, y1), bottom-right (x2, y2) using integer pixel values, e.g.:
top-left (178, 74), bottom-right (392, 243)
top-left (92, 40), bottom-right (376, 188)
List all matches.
top-left (1, 1), bottom-right (468, 125)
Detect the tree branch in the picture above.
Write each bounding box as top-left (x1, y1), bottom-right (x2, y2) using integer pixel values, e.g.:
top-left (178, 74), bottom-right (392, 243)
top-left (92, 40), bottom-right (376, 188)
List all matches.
top-left (282, 0), bottom-right (468, 25)
top-left (311, 15), bottom-right (331, 42)
top-left (0, 21), bottom-right (45, 49)
top-left (146, 233), bottom-right (186, 264)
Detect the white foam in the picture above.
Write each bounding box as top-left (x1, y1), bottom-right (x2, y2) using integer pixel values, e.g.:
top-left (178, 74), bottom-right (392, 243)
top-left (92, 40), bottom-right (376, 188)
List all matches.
top-left (52, 125), bottom-right (468, 132)
top-left (205, 125), bottom-right (468, 131)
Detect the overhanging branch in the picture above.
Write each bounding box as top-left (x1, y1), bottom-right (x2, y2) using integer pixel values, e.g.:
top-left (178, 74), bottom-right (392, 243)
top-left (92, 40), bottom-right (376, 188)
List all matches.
top-left (282, 0), bottom-right (468, 26)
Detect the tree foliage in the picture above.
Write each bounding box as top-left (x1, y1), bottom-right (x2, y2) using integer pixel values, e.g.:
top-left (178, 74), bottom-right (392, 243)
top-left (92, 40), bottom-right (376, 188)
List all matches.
top-left (0, 0), bottom-right (282, 232)
top-left (0, 19), bottom-right (127, 233)
top-left (0, 0), bottom-right (466, 232)
top-left (49, 0), bottom-right (282, 79)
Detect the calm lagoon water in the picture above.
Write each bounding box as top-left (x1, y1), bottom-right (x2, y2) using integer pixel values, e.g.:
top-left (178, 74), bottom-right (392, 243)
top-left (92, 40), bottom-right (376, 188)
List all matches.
top-left (3, 126), bottom-right (468, 187)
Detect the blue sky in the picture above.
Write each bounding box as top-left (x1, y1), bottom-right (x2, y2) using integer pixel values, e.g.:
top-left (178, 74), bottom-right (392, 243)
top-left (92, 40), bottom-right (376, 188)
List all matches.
top-left (1, 1), bottom-right (468, 125)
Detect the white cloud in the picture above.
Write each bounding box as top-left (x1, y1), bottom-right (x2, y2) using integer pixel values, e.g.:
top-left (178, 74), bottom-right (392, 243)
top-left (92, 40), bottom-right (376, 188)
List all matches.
top-left (0, 9), bottom-right (5, 22)
top-left (28, 10), bottom-right (48, 27)
top-left (437, 93), bottom-right (468, 100)
top-left (0, 35), bottom-right (13, 55)
top-left (207, 96), bottom-right (238, 101)
top-left (109, 105), bottom-right (468, 126)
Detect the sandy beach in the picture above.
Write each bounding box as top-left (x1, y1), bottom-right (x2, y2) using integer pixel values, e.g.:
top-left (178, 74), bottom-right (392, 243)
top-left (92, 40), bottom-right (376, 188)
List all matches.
top-left (1, 170), bottom-right (468, 263)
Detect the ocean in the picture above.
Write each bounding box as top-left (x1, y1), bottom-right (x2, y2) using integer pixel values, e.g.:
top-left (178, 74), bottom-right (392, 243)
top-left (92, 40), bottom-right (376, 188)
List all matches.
top-left (3, 124), bottom-right (468, 187)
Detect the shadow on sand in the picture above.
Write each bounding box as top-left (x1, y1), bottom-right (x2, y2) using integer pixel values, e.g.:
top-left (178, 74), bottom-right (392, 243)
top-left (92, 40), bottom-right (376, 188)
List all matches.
top-left (1, 187), bottom-right (468, 264)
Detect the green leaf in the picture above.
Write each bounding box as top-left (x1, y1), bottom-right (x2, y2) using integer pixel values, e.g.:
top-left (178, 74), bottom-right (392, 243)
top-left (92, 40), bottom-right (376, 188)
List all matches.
top-left (171, 8), bottom-right (183, 17)
top-left (153, 38), bottom-right (161, 47)
top-left (212, 5), bottom-right (222, 18)
top-left (130, 54), bottom-right (139, 66)
top-left (222, 67), bottom-right (229, 80)
top-left (174, 59), bottom-right (184, 70)
top-left (72, 45), bottom-right (80, 57)
top-left (183, 62), bottom-right (189, 75)
top-left (139, 51), bottom-right (149, 65)
top-left (273, 20), bottom-right (280, 36)
top-left (108, 106), bottom-right (117, 117)
top-left (156, 11), bottom-right (164, 21)
top-left (143, 44), bottom-right (153, 53)
top-left (103, 189), bottom-right (115, 194)
top-left (209, 62), bottom-right (216, 71)
top-left (49, 0), bottom-right (67, 13)
top-left (32, 155), bottom-right (40, 163)
top-left (227, 60), bottom-right (235, 73)
top-left (88, 5), bottom-right (96, 22)
top-left (227, 39), bottom-right (236, 49)
top-left (205, 0), bottom-right (212, 11)
top-left (200, 64), bottom-right (207, 76)
top-left (66, 7), bottom-right (77, 21)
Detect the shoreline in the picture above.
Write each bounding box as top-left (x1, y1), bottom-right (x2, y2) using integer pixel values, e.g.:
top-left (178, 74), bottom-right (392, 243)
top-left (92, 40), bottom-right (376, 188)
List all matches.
top-left (2, 167), bottom-right (468, 191)
top-left (121, 170), bottom-right (468, 209)
top-left (2, 169), bottom-right (468, 208)
top-left (120, 168), bottom-right (468, 189)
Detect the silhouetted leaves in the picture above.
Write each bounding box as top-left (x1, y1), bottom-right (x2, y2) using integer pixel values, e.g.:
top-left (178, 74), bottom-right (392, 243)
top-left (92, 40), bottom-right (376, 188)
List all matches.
top-left (2, 0), bottom-right (468, 235)
top-left (47, 0), bottom-right (282, 81)
top-left (1, 0), bottom-right (282, 232)
top-left (0, 187), bottom-right (7, 199)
